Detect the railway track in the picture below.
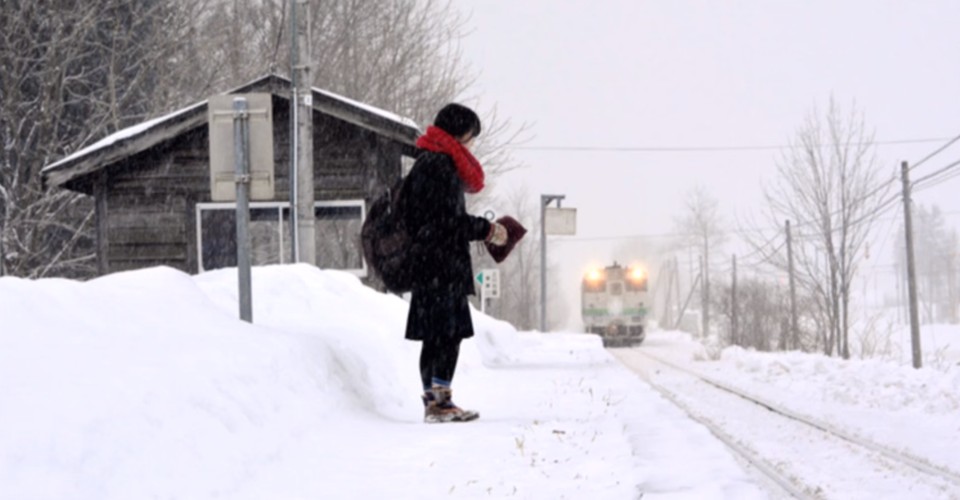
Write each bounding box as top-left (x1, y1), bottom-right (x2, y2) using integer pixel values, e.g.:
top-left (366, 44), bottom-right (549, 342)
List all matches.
top-left (611, 348), bottom-right (960, 499)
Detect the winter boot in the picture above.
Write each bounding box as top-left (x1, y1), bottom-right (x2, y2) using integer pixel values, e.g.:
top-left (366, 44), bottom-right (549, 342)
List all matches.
top-left (422, 386), bottom-right (479, 423)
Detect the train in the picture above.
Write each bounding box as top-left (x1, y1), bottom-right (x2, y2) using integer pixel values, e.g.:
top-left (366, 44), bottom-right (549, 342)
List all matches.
top-left (581, 261), bottom-right (649, 347)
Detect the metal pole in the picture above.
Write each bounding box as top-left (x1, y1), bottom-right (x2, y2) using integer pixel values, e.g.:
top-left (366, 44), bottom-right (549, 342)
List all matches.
top-left (540, 196), bottom-right (547, 332)
top-left (234, 98), bottom-right (253, 322)
top-left (539, 194), bottom-right (565, 333)
top-left (480, 283), bottom-right (486, 314)
top-left (288, 0), bottom-right (299, 263)
top-left (900, 161), bottom-right (922, 368)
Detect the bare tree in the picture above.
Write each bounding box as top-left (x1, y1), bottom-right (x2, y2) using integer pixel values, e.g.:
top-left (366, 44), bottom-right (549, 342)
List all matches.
top-left (4, 0), bottom-right (523, 278)
top-left (754, 98), bottom-right (892, 358)
top-left (0, 1), bottom-right (195, 278)
top-left (893, 204), bottom-right (960, 324)
top-left (712, 277), bottom-right (789, 351)
top-left (673, 185), bottom-right (725, 337)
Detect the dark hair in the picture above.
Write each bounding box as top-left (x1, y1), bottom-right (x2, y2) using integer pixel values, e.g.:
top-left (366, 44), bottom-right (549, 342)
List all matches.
top-left (433, 103), bottom-right (481, 139)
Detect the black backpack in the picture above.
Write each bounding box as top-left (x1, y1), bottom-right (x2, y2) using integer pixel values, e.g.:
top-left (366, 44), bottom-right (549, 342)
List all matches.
top-left (361, 176), bottom-right (414, 293)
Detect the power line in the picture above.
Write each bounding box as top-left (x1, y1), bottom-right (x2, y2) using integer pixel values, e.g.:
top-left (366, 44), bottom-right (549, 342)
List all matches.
top-left (789, 150), bottom-right (960, 234)
top-left (510, 136), bottom-right (955, 153)
top-left (735, 227), bottom-right (786, 265)
top-left (745, 238), bottom-right (788, 267)
top-left (869, 194), bottom-right (904, 268)
top-left (550, 208), bottom-right (960, 245)
top-left (909, 133), bottom-right (960, 171)
top-left (912, 158), bottom-right (960, 189)
top-left (550, 226), bottom-right (783, 244)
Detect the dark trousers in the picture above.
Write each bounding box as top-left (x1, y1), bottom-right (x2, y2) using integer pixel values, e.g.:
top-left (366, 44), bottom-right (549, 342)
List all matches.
top-left (419, 336), bottom-right (461, 390)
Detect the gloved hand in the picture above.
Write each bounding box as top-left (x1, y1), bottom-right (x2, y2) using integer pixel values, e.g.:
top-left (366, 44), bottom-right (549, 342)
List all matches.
top-left (486, 222), bottom-right (508, 246)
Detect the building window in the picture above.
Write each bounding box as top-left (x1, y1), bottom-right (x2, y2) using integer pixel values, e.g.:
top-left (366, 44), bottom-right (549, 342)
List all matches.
top-left (196, 200), bottom-right (366, 276)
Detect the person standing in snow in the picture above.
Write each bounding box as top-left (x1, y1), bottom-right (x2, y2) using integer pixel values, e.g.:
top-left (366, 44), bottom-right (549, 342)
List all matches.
top-left (402, 103), bottom-right (508, 423)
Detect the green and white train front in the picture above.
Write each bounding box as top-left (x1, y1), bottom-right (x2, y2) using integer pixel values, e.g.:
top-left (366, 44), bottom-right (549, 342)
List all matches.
top-left (581, 262), bottom-right (649, 346)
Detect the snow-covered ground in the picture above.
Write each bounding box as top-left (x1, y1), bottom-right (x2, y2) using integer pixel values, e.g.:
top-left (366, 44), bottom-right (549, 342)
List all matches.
top-left (642, 328), bottom-right (960, 490)
top-left (1, 264), bottom-right (958, 499)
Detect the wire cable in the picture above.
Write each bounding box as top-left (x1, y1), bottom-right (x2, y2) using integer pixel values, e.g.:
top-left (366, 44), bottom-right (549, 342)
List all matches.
top-left (738, 229), bottom-right (785, 265)
top-left (510, 136), bottom-right (956, 153)
top-left (909, 133), bottom-right (960, 171)
top-left (911, 158), bottom-right (960, 189)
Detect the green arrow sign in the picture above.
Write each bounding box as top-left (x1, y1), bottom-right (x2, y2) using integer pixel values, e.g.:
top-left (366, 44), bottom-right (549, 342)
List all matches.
top-left (475, 272), bottom-right (484, 284)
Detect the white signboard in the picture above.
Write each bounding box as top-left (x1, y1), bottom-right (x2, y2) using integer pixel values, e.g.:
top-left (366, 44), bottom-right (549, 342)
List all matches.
top-left (545, 207), bottom-right (577, 235)
top-left (208, 93), bottom-right (275, 201)
top-left (477, 268), bottom-right (500, 299)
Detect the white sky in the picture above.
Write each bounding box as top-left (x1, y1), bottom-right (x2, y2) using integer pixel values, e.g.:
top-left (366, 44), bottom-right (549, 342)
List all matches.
top-left (456, 1), bottom-right (960, 326)
top-left (1, 265), bottom-right (958, 498)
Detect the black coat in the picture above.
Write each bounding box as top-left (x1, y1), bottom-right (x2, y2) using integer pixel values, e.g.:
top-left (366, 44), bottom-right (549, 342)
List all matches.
top-left (401, 150), bottom-right (491, 296)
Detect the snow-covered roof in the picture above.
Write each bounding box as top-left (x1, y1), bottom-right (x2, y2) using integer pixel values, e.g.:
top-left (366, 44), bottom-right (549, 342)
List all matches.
top-left (42, 74), bottom-right (421, 185)
top-left (43, 102), bottom-right (207, 173)
top-left (313, 86), bottom-right (418, 130)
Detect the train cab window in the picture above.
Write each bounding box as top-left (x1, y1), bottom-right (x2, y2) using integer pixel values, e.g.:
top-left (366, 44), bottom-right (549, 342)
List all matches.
top-left (609, 282), bottom-right (623, 296)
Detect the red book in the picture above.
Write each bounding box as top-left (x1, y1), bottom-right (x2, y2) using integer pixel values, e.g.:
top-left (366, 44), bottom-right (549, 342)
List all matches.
top-left (485, 215), bottom-right (527, 263)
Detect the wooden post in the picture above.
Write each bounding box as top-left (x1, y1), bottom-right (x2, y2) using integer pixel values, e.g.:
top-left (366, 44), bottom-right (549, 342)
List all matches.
top-left (731, 253), bottom-right (738, 346)
top-left (94, 171), bottom-right (110, 276)
top-left (699, 255), bottom-right (706, 337)
top-left (701, 250), bottom-right (710, 337)
top-left (901, 161), bottom-right (922, 368)
top-left (673, 255), bottom-right (681, 328)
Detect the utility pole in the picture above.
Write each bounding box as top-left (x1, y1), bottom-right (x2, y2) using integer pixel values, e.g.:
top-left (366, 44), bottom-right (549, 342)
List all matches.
top-left (704, 237), bottom-right (712, 338)
top-left (901, 161), bottom-right (923, 368)
top-left (292, 0), bottom-right (315, 264)
top-left (701, 252), bottom-right (710, 338)
top-left (288, 0), bottom-right (299, 262)
top-left (731, 254), bottom-right (738, 346)
top-left (0, 210), bottom-right (5, 277)
top-left (786, 219), bottom-right (798, 350)
top-left (673, 255), bottom-right (681, 328)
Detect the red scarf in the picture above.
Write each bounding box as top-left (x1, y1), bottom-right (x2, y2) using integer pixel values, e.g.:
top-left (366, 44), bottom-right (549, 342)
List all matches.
top-left (415, 126), bottom-right (485, 193)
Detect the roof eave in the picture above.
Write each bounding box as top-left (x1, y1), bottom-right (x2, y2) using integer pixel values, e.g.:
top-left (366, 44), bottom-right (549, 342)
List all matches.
top-left (43, 106), bottom-right (208, 188)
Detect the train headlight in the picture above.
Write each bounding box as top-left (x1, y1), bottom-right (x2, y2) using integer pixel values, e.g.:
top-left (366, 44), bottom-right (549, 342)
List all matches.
top-left (586, 268), bottom-right (603, 282)
top-left (626, 266), bottom-right (648, 291)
